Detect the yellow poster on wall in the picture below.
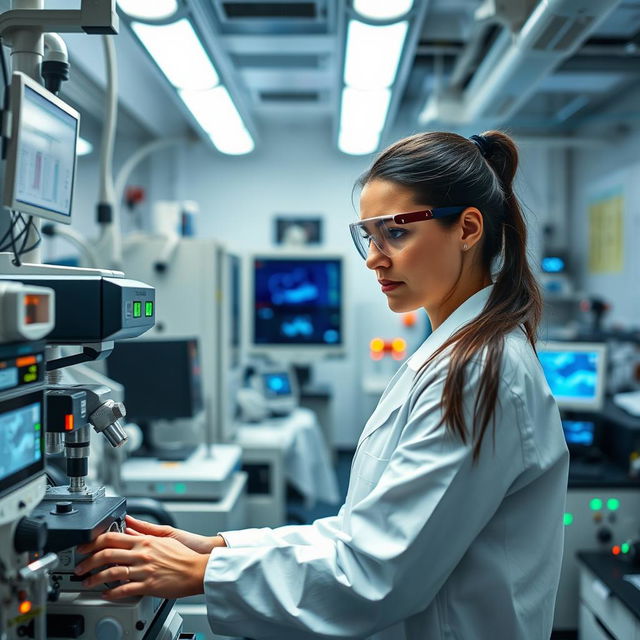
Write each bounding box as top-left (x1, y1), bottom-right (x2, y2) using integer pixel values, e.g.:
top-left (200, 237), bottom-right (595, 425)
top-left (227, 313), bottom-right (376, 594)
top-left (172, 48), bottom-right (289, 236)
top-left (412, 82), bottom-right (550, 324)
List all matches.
top-left (588, 188), bottom-right (624, 273)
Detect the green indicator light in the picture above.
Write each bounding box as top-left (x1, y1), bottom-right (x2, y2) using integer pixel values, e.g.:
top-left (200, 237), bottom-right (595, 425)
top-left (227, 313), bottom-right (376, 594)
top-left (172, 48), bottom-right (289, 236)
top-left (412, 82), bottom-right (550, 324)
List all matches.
top-left (175, 483), bottom-right (187, 495)
top-left (622, 542), bottom-right (630, 554)
top-left (563, 513), bottom-right (574, 526)
top-left (133, 301), bottom-right (142, 318)
top-left (607, 498), bottom-right (620, 511)
top-left (34, 423), bottom-right (41, 431)
top-left (590, 498), bottom-right (603, 511)
top-left (145, 301), bottom-right (153, 317)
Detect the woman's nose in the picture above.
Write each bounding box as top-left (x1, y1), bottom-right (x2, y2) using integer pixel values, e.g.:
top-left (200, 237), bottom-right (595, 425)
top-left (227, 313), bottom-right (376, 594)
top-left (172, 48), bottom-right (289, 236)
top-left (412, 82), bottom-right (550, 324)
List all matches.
top-left (365, 242), bottom-right (391, 270)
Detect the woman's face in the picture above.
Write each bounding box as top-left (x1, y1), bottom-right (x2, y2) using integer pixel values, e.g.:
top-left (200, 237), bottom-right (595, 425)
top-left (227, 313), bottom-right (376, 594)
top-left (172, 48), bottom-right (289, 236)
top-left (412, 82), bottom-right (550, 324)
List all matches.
top-left (359, 178), bottom-right (464, 314)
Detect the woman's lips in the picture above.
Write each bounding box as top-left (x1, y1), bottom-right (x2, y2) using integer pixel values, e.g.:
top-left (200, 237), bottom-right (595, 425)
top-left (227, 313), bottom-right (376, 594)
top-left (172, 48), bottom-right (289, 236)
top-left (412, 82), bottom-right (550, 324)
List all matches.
top-left (378, 279), bottom-right (404, 293)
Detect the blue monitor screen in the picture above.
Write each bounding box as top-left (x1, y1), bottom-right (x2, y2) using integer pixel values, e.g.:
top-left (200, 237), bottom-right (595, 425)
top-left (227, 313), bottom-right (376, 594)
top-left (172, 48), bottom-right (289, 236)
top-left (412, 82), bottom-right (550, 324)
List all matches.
top-left (562, 420), bottom-right (595, 446)
top-left (0, 401), bottom-right (41, 483)
top-left (541, 256), bottom-right (566, 273)
top-left (263, 373), bottom-right (292, 396)
top-left (253, 258), bottom-right (342, 346)
top-left (538, 350), bottom-right (600, 401)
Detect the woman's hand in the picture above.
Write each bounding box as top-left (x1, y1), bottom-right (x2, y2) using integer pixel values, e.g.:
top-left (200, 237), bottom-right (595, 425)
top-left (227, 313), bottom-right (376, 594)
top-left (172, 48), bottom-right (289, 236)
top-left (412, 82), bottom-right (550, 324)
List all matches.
top-left (123, 515), bottom-right (227, 554)
top-left (75, 531), bottom-right (211, 600)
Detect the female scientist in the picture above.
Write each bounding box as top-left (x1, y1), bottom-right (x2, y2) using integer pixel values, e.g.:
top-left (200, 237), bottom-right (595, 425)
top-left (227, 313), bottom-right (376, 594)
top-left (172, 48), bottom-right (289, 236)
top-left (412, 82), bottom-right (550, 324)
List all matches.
top-left (76, 130), bottom-right (569, 640)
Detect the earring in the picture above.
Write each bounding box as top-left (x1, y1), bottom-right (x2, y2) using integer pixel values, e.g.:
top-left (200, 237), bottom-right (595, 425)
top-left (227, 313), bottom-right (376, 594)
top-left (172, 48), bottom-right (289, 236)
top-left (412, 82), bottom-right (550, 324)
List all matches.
top-left (463, 243), bottom-right (468, 251)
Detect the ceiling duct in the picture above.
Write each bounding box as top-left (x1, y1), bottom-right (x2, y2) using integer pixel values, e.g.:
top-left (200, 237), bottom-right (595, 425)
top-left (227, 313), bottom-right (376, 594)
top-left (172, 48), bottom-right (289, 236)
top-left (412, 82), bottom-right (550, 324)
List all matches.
top-left (420, 0), bottom-right (621, 125)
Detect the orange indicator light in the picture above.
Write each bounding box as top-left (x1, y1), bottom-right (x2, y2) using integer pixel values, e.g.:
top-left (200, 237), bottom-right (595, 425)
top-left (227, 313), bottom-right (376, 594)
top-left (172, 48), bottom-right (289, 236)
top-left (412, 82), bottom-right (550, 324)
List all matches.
top-left (370, 338), bottom-right (385, 353)
top-left (16, 356), bottom-right (37, 368)
top-left (402, 312), bottom-right (417, 327)
top-left (391, 338), bottom-right (407, 353)
top-left (64, 414), bottom-right (74, 431)
top-left (612, 545), bottom-right (621, 556)
top-left (18, 600), bottom-right (32, 615)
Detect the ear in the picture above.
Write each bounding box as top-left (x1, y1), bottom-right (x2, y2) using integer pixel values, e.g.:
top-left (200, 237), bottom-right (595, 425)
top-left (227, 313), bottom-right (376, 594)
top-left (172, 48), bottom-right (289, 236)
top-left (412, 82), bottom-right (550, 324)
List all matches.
top-left (458, 207), bottom-right (483, 248)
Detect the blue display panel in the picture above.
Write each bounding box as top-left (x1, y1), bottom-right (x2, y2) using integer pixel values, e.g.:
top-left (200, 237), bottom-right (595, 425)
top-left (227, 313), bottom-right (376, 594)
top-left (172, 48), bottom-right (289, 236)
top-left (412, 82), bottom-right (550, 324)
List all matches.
top-left (562, 420), bottom-right (595, 446)
top-left (0, 391), bottom-right (44, 495)
top-left (0, 401), bottom-right (41, 480)
top-left (253, 258), bottom-right (342, 346)
top-left (263, 373), bottom-right (292, 396)
top-left (538, 350), bottom-right (600, 401)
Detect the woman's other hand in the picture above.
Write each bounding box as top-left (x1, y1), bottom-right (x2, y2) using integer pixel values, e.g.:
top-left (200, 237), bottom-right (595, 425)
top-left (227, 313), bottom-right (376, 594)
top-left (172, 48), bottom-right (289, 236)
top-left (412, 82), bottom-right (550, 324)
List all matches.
top-left (124, 515), bottom-right (227, 554)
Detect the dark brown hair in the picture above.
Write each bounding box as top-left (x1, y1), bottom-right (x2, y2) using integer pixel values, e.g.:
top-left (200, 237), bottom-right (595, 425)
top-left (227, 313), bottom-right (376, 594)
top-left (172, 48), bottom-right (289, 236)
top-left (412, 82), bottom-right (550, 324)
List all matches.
top-left (357, 130), bottom-right (542, 460)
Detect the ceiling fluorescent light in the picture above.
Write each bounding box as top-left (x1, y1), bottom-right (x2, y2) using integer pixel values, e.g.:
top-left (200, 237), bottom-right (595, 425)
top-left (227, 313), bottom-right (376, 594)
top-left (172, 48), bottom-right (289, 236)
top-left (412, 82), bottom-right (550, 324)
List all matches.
top-left (344, 20), bottom-right (409, 90)
top-left (339, 87), bottom-right (390, 155)
top-left (179, 87), bottom-right (255, 155)
top-left (340, 86), bottom-right (391, 133)
top-left (76, 137), bottom-right (93, 156)
top-left (118, 0), bottom-right (178, 21)
top-left (353, 0), bottom-right (413, 21)
top-left (132, 19), bottom-right (219, 91)
top-left (338, 128), bottom-right (381, 155)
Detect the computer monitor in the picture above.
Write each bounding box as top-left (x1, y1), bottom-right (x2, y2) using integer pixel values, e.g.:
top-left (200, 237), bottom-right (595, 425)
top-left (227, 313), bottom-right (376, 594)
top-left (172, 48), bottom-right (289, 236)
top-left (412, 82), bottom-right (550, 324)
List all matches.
top-left (3, 72), bottom-right (79, 224)
top-left (105, 338), bottom-right (203, 421)
top-left (245, 253), bottom-right (345, 358)
top-left (0, 391), bottom-right (44, 497)
top-left (537, 341), bottom-right (607, 412)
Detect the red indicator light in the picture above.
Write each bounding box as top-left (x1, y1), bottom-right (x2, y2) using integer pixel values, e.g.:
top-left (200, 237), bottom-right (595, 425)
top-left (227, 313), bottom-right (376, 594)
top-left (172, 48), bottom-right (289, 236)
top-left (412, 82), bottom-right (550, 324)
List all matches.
top-left (64, 414), bottom-right (74, 431)
top-left (612, 545), bottom-right (621, 556)
top-left (18, 600), bottom-right (32, 615)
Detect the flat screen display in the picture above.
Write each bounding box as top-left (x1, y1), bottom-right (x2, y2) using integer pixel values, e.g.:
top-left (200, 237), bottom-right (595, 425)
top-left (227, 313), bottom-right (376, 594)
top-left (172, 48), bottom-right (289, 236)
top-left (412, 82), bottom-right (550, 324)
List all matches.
top-left (541, 256), bottom-right (566, 273)
top-left (0, 392), bottom-right (44, 495)
top-left (562, 420), bottom-right (595, 446)
top-left (14, 85), bottom-right (77, 218)
top-left (253, 258), bottom-right (342, 346)
top-left (538, 350), bottom-right (600, 401)
top-left (263, 373), bottom-right (292, 396)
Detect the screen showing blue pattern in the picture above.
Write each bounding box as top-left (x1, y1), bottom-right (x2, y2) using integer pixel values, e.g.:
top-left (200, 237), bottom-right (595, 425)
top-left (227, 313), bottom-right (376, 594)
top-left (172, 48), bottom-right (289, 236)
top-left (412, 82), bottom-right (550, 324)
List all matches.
top-left (538, 350), bottom-right (600, 400)
top-left (263, 373), bottom-right (292, 396)
top-left (253, 258), bottom-right (342, 346)
top-left (562, 420), bottom-right (595, 446)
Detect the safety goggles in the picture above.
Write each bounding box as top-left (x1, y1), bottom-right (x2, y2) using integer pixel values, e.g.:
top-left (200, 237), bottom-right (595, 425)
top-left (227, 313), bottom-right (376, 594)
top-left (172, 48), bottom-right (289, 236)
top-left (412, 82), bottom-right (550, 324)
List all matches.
top-left (349, 206), bottom-right (466, 260)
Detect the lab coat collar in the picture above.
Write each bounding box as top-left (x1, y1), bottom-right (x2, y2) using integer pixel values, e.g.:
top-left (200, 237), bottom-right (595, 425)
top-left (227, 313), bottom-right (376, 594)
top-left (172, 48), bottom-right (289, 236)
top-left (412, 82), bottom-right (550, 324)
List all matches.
top-left (407, 284), bottom-right (494, 372)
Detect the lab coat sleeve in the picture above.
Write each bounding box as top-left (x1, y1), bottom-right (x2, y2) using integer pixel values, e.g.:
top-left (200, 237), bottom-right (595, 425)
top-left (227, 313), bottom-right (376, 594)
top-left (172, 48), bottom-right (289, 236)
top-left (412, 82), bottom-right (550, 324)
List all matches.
top-left (220, 509), bottom-right (344, 548)
top-left (204, 362), bottom-right (526, 639)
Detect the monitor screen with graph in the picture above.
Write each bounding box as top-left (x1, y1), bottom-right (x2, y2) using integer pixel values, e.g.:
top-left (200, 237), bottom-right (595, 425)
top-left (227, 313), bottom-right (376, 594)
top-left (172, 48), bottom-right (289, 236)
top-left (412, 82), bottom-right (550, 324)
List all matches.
top-left (3, 72), bottom-right (79, 224)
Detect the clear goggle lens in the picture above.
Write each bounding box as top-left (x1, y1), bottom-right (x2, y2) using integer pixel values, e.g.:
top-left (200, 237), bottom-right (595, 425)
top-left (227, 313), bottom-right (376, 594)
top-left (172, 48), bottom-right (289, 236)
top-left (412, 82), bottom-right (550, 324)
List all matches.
top-left (349, 207), bottom-right (466, 260)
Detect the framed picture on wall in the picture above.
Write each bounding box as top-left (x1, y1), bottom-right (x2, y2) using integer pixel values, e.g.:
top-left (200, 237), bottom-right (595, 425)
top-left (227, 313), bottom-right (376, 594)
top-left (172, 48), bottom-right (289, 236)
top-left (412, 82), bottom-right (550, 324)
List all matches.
top-left (274, 216), bottom-right (323, 246)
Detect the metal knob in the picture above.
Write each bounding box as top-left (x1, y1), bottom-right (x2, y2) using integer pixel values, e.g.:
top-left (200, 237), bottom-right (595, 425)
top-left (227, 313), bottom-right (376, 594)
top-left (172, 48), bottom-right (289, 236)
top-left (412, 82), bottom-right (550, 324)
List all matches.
top-left (89, 400), bottom-right (128, 448)
top-left (14, 517), bottom-right (48, 553)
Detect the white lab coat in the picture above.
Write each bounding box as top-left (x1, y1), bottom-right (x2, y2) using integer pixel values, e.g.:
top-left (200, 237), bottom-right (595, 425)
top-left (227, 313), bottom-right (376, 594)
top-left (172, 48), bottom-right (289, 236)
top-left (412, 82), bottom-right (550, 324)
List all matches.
top-left (204, 285), bottom-right (569, 639)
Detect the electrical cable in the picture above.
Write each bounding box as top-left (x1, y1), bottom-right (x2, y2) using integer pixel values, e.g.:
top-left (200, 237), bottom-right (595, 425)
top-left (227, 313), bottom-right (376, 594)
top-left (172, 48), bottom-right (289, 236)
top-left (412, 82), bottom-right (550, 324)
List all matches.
top-left (9, 212), bottom-right (21, 266)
